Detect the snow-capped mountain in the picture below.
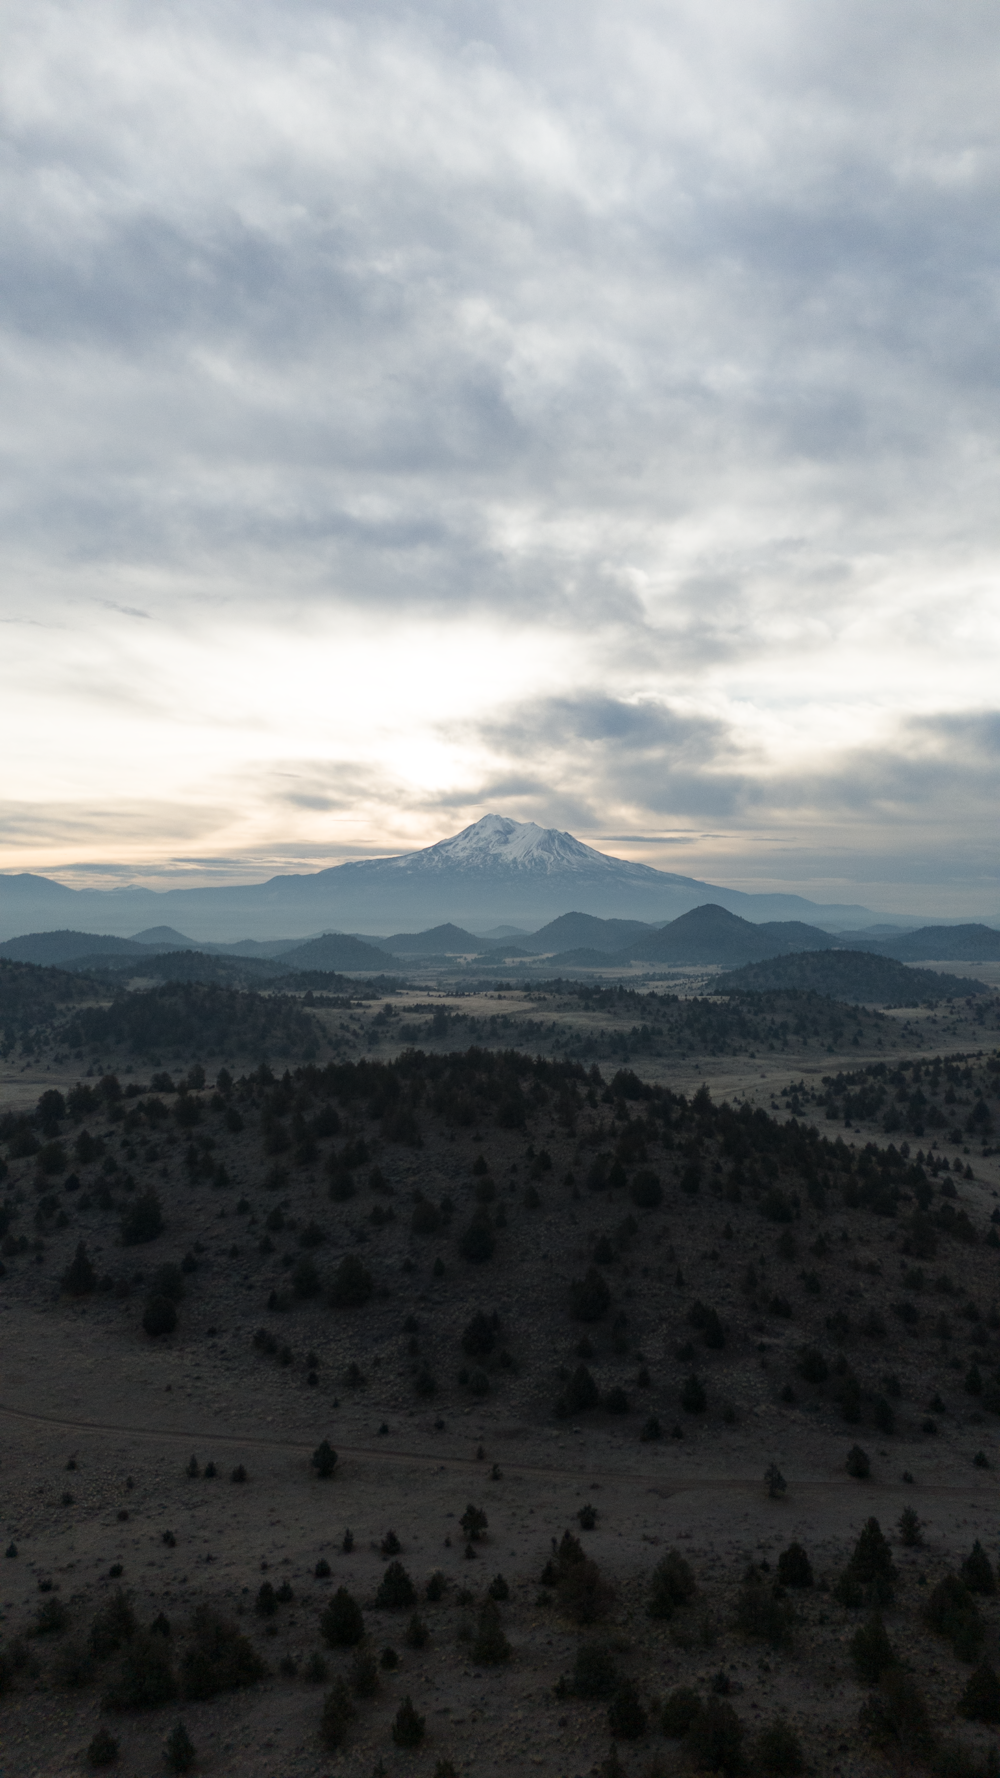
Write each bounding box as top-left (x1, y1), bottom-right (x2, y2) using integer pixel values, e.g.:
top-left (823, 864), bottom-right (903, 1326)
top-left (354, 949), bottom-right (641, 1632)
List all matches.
top-left (340, 814), bottom-right (700, 885)
top-left (0, 815), bottom-right (882, 942)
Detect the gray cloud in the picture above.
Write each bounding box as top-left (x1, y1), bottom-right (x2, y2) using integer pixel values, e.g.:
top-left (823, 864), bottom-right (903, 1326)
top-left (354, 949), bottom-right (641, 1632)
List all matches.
top-left (2, 1), bottom-right (999, 900)
top-left (3, 0), bottom-right (999, 634)
top-left (461, 690), bottom-right (1000, 863)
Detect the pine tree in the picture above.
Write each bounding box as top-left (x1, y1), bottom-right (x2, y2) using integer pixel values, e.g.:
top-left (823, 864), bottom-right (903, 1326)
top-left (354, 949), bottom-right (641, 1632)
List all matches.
top-left (391, 1696), bottom-right (426, 1748)
top-left (61, 1242), bottom-right (96, 1296)
top-left (319, 1587), bottom-right (364, 1647)
top-left (851, 1612), bottom-right (895, 1684)
top-left (164, 1722), bottom-right (195, 1774)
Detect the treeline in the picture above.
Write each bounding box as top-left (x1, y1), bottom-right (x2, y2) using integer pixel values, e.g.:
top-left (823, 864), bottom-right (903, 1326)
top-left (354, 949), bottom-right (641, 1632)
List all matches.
top-left (0, 958), bottom-right (106, 1056)
top-left (55, 982), bottom-right (322, 1061)
top-left (820, 1053), bottom-right (998, 1142)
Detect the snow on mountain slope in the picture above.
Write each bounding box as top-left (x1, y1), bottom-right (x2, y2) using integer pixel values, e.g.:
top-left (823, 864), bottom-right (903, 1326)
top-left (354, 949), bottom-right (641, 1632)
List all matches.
top-left (0, 816), bottom-right (889, 941)
top-left (328, 815), bottom-right (705, 886)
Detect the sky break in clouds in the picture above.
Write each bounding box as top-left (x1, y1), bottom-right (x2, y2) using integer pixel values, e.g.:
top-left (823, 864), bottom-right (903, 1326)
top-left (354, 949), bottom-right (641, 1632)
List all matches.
top-left (1, 0), bottom-right (998, 915)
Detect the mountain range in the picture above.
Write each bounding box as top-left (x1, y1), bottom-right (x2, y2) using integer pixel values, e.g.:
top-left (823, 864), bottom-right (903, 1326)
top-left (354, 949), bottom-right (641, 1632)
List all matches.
top-left (3, 897), bottom-right (998, 982)
top-left (0, 813), bottom-right (968, 943)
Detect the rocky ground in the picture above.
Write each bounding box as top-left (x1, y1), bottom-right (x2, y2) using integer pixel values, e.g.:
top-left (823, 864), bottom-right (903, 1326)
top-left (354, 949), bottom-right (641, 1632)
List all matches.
top-left (1, 966), bottom-right (999, 1777)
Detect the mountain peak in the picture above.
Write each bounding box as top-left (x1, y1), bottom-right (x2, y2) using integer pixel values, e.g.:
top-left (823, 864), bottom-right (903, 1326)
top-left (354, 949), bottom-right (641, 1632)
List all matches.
top-left (372, 814), bottom-right (646, 878)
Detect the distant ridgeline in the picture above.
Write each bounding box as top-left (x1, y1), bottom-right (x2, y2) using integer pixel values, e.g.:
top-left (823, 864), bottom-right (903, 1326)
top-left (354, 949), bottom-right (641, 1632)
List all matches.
top-left (1, 901), bottom-right (998, 989)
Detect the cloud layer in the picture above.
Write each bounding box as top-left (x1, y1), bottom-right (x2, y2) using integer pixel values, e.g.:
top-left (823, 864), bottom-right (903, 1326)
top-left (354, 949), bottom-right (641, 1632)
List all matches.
top-left (1, 1), bottom-right (998, 912)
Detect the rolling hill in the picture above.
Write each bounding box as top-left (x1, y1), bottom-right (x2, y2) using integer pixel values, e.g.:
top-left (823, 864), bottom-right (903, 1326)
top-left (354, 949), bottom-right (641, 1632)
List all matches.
top-left (517, 911), bottom-right (658, 954)
top-left (277, 933), bottom-right (395, 972)
top-left (873, 923), bottom-right (1000, 962)
top-left (713, 950), bottom-right (987, 1002)
top-left (376, 923), bottom-right (486, 955)
top-left (616, 904), bottom-right (836, 967)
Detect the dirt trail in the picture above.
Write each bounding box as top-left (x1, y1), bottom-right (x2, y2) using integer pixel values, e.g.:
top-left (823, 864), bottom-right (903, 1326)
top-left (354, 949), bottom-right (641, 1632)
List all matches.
top-left (0, 1397), bottom-right (987, 1504)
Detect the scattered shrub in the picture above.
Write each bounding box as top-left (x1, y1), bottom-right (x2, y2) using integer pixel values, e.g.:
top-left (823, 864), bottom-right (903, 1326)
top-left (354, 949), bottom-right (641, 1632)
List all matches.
top-left (52, 1639), bottom-right (96, 1688)
top-left (472, 1597), bottom-right (510, 1664)
top-left (851, 1612), bottom-right (896, 1684)
top-left (858, 1665), bottom-right (934, 1758)
top-left (756, 1715), bottom-right (805, 1776)
top-left (570, 1267), bottom-right (611, 1321)
top-left (310, 1440), bottom-right (337, 1479)
top-left (630, 1170), bottom-right (662, 1208)
top-left (661, 1685), bottom-right (703, 1736)
top-left (797, 1345), bottom-right (828, 1384)
top-left (376, 1561), bottom-right (417, 1610)
top-left (291, 1255), bottom-right (321, 1299)
top-left (570, 1642), bottom-right (619, 1699)
top-left (924, 1574), bottom-right (985, 1660)
top-left (957, 1661), bottom-right (1000, 1724)
top-left (459, 1217), bottom-right (495, 1263)
top-left (960, 1540), bottom-right (996, 1596)
top-left (565, 1364), bottom-right (600, 1412)
top-left (461, 1312), bottom-right (497, 1357)
top-left (681, 1374), bottom-right (707, 1414)
top-left (685, 1697), bottom-right (745, 1776)
top-left (460, 1504), bottom-right (488, 1542)
top-left (121, 1191), bottom-right (164, 1246)
top-left (86, 1727), bottom-right (121, 1767)
top-left (142, 1297), bottom-right (177, 1338)
top-left (349, 1646), bottom-right (380, 1697)
top-left (61, 1242), bottom-right (97, 1296)
top-left (777, 1544), bottom-right (812, 1589)
top-left (329, 1255), bottom-right (373, 1308)
top-left (164, 1721), bottom-right (196, 1773)
top-left (607, 1678), bottom-right (648, 1739)
top-left (898, 1506), bottom-right (923, 1547)
top-left (392, 1695), bottom-right (426, 1748)
top-left (179, 1605), bottom-right (267, 1699)
top-left (835, 1517), bottom-right (897, 1609)
top-left (89, 1589), bottom-right (138, 1660)
top-left (149, 1262), bottom-right (184, 1302)
top-left (320, 1588), bottom-right (364, 1647)
top-left (545, 1533), bottom-right (615, 1624)
top-left (35, 1597), bottom-right (70, 1636)
top-left (320, 1676), bottom-right (356, 1748)
top-left (102, 1632), bottom-right (178, 1710)
top-left (648, 1550), bottom-right (696, 1619)
top-left (735, 1566), bottom-right (793, 1647)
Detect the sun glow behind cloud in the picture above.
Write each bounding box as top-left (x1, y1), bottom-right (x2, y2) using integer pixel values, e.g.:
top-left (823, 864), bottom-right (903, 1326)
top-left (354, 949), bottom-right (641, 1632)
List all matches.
top-left (1, 1), bottom-right (998, 912)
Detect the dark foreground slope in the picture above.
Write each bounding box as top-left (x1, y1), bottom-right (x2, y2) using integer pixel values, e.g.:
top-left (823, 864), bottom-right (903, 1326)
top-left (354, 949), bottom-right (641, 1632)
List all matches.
top-left (2, 1019), bottom-right (1000, 1777)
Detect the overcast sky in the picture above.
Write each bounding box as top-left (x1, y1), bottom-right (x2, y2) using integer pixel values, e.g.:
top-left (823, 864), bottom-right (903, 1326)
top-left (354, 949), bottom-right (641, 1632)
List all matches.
top-left (2, 0), bottom-right (998, 914)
